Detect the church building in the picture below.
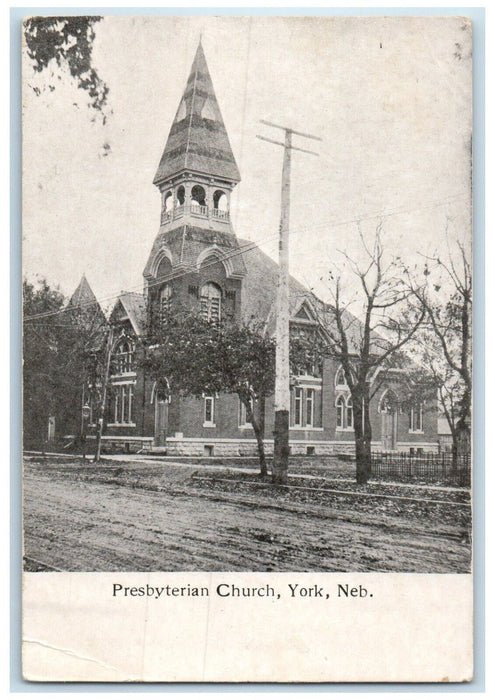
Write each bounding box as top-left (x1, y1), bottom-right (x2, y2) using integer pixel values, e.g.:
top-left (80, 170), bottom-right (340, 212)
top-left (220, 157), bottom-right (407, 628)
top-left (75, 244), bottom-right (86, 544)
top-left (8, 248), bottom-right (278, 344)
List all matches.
top-left (86, 41), bottom-right (438, 457)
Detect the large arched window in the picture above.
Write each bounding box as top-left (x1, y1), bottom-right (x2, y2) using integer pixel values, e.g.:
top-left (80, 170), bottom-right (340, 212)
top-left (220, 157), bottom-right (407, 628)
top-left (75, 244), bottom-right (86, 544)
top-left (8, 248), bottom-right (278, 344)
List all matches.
top-left (200, 282), bottom-right (222, 323)
top-left (113, 339), bottom-right (134, 375)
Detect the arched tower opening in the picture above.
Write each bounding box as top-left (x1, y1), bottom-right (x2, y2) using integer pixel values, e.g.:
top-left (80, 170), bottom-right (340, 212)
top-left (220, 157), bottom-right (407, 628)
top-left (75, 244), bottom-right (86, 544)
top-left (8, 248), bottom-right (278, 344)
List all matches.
top-left (176, 185), bottom-right (185, 205)
top-left (191, 185), bottom-right (207, 211)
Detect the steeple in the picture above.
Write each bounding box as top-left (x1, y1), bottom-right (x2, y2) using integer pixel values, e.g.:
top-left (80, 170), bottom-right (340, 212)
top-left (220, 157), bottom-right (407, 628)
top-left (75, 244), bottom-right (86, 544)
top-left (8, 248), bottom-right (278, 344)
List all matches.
top-left (68, 274), bottom-right (107, 330)
top-left (69, 274), bottom-right (98, 309)
top-left (143, 39), bottom-right (247, 302)
top-left (153, 41), bottom-right (240, 187)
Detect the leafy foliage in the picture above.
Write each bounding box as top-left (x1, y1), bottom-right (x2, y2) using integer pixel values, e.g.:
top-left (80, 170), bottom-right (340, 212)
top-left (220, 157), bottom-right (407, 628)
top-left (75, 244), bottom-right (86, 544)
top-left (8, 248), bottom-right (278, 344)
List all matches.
top-left (142, 312), bottom-right (276, 475)
top-left (24, 16), bottom-right (109, 120)
top-left (142, 311), bottom-right (323, 477)
top-left (23, 278), bottom-right (107, 447)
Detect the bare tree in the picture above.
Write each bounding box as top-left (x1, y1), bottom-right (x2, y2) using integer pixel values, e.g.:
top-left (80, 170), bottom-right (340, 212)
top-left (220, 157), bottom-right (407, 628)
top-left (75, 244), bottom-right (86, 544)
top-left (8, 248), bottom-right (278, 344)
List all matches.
top-left (407, 239), bottom-right (472, 467)
top-left (320, 224), bottom-right (425, 484)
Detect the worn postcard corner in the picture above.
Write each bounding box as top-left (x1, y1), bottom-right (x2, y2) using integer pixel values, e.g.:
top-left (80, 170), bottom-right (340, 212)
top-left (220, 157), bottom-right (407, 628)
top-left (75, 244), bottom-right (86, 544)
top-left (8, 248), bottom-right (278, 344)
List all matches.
top-left (21, 14), bottom-right (474, 683)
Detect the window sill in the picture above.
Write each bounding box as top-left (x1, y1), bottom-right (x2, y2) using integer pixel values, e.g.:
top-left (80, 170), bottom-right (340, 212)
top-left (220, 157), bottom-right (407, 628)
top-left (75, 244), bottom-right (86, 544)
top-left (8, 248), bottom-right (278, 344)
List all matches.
top-left (110, 372), bottom-right (137, 379)
top-left (107, 423), bottom-right (136, 428)
top-left (336, 427), bottom-right (354, 432)
top-left (239, 424), bottom-right (253, 430)
top-left (290, 426), bottom-right (324, 432)
top-left (408, 430), bottom-right (424, 435)
top-left (203, 422), bottom-right (216, 428)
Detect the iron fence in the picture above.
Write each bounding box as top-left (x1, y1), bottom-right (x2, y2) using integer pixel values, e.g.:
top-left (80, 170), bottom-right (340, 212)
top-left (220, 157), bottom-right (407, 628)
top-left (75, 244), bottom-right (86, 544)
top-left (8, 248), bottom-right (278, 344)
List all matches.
top-left (371, 451), bottom-right (471, 487)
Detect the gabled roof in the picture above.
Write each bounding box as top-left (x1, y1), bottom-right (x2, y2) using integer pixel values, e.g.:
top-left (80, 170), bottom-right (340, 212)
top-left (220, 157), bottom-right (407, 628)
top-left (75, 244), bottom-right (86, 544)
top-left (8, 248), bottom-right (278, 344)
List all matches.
top-left (153, 41), bottom-right (241, 186)
top-left (239, 239), bottom-right (371, 353)
top-left (239, 239), bottom-right (310, 323)
top-left (110, 292), bottom-right (147, 337)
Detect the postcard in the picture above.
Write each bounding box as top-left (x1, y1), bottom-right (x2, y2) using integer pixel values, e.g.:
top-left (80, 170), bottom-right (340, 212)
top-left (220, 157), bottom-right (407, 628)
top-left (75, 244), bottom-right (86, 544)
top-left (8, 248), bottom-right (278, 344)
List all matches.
top-left (21, 14), bottom-right (473, 682)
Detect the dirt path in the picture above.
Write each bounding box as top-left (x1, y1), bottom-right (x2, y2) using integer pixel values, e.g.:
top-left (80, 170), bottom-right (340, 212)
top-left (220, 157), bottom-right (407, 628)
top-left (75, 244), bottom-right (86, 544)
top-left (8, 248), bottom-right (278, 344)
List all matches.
top-left (23, 462), bottom-right (471, 573)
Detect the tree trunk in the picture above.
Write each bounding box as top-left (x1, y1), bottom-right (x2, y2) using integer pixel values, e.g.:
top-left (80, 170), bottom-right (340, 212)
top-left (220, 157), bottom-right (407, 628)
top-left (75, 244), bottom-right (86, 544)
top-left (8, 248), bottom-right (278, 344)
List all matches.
top-left (353, 399), bottom-right (372, 484)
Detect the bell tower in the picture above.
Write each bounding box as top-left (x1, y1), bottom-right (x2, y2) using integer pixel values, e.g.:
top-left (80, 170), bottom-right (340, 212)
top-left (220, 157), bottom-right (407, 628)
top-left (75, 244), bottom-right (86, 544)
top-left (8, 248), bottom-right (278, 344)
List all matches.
top-left (143, 40), bottom-right (246, 328)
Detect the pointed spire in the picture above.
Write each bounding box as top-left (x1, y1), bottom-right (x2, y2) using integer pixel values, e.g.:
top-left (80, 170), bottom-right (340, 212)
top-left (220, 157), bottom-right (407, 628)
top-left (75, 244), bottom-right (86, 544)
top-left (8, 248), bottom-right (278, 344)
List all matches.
top-left (68, 275), bottom-right (107, 332)
top-left (69, 274), bottom-right (98, 308)
top-left (68, 275), bottom-right (104, 317)
top-left (153, 41), bottom-right (241, 186)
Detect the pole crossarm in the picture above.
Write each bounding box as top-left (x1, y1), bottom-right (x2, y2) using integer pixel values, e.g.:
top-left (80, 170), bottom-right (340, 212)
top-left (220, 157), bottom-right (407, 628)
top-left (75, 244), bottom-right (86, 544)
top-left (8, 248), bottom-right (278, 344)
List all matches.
top-left (256, 134), bottom-right (319, 156)
top-left (259, 119), bottom-right (323, 142)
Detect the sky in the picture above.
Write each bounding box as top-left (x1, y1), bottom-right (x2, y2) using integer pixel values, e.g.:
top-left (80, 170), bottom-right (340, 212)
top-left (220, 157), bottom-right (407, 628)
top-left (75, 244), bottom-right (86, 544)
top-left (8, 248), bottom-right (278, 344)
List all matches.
top-left (22, 15), bottom-right (472, 313)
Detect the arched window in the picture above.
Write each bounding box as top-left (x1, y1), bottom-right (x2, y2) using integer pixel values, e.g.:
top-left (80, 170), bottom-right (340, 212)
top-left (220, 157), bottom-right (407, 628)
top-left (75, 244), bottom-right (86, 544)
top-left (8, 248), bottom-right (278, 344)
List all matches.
top-left (159, 284), bottom-right (172, 322)
top-left (200, 282), bottom-right (222, 323)
top-left (336, 395), bottom-right (345, 429)
top-left (335, 367), bottom-right (347, 387)
top-left (336, 393), bottom-right (354, 430)
top-left (113, 339), bottom-right (134, 375)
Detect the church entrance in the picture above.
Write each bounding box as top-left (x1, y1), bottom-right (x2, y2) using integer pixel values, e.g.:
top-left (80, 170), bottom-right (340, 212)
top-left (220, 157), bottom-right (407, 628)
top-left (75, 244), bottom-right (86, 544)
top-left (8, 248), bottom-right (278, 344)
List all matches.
top-left (379, 390), bottom-right (398, 451)
top-left (153, 382), bottom-right (170, 447)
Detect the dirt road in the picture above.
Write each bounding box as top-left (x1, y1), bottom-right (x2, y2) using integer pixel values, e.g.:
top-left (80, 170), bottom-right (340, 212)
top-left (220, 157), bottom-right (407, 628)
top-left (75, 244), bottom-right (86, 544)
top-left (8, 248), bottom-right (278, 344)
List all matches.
top-left (23, 460), bottom-right (471, 572)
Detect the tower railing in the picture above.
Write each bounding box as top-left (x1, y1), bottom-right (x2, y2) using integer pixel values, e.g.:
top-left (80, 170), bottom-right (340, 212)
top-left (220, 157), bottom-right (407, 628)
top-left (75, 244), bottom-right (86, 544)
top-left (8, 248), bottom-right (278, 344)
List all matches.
top-left (212, 208), bottom-right (230, 221)
top-left (190, 204), bottom-right (208, 216)
top-left (162, 203), bottom-right (231, 223)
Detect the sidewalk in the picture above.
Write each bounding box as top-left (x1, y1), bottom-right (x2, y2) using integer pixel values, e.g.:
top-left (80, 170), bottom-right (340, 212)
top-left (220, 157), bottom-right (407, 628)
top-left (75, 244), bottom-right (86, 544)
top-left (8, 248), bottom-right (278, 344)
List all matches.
top-left (24, 451), bottom-right (470, 494)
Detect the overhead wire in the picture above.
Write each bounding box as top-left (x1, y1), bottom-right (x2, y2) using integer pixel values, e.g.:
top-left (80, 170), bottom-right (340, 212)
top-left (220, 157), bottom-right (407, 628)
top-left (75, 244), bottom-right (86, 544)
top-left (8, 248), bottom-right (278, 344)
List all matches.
top-left (24, 191), bottom-right (468, 322)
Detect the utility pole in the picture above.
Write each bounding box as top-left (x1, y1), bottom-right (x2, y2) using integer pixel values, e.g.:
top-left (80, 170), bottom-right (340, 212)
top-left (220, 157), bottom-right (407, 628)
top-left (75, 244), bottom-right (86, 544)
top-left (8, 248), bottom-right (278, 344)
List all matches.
top-left (257, 120), bottom-right (321, 484)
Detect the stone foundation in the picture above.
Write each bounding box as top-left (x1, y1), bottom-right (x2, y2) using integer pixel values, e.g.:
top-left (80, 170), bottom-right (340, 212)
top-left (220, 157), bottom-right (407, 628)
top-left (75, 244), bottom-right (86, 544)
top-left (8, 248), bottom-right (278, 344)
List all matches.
top-left (96, 436), bottom-right (439, 457)
top-left (165, 438), bottom-right (356, 458)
